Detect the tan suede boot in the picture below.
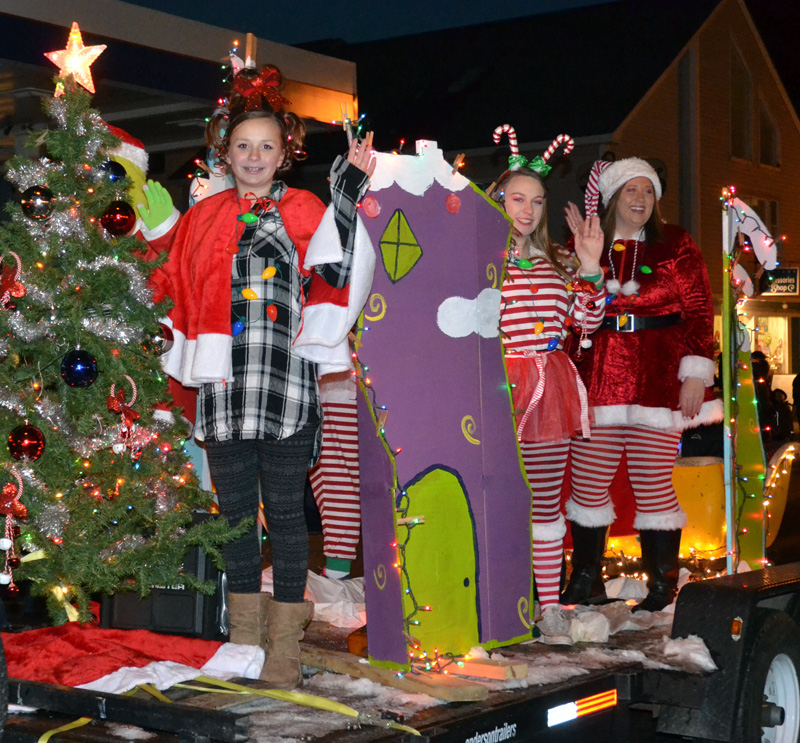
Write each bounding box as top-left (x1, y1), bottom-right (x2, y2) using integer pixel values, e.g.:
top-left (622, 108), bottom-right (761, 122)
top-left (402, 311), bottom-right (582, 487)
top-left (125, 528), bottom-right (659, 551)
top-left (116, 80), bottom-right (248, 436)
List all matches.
top-left (260, 598), bottom-right (314, 689)
top-left (228, 592), bottom-right (270, 647)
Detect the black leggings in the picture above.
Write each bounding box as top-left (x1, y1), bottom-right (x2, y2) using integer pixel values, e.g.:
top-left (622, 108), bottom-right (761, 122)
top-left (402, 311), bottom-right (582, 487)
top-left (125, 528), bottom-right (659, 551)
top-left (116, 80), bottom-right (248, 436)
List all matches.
top-left (205, 428), bottom-right (317, 602)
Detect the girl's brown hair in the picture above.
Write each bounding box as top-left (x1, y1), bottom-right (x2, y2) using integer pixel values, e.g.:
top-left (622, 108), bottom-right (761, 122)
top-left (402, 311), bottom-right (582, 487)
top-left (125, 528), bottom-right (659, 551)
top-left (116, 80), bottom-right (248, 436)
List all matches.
top-left (491, 169), bottom-right (574, 281)
top-left (600, 183), bottom-right (665, 246)
top-left (205, 65), bottom-right (307, 174)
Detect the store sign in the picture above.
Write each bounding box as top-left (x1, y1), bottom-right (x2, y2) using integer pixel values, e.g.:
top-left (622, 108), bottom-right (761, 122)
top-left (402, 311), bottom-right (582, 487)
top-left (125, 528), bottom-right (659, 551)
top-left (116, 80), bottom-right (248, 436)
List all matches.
top-left (760, 267), bottom-right (799, 296)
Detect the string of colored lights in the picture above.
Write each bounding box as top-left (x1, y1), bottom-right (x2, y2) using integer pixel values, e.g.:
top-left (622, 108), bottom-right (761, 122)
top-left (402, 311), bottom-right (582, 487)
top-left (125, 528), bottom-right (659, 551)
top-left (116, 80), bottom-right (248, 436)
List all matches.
top-left (351, 322), bottom-right (435, 672)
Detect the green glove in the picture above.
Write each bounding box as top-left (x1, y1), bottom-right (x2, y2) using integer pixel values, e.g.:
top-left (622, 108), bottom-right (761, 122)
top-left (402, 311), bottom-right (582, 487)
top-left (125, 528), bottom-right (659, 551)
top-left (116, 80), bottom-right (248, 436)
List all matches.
top-left (136, 179), bottom-right (174, 231)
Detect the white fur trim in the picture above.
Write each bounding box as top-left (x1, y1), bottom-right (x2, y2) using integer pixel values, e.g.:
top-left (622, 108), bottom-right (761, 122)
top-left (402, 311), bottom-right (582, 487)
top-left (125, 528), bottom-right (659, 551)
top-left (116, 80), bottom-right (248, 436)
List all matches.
top-left (152, 408), bottom-right (174, 424)
top-left (295, 216), bottom-right (376, 373)
top-left (188, 334), bottom-right (233, 384)
top-left (592, 398), bottom-right (723, 432)
top-left (112, 142), bottom-right (148, 174)
top-left (318, 371), bottom-right (357, 403)
top-left (303, 205), bottom-right (344, 268)
top-left (597, 157), bottom-right (662, 205)
top-left (140, 208), bottom-right (180, 241)
top-left (678, 355), bottom-right (716, 386)
top-left (532, 515), bottom-right (566, 542)
top-left (620, 279), bottom-right (639, 296)
top-left (634, 510), bottom-right (687, 531)
top-left (162, 331), bottom-right (233, 387)
top-left (565, 499), bottom-right (616, 527)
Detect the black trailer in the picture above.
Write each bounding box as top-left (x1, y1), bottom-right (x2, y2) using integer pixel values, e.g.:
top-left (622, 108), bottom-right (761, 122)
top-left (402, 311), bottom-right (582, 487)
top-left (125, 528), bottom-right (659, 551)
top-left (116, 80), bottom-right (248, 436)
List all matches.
top-left (2, 563), bottom-right (800, 743)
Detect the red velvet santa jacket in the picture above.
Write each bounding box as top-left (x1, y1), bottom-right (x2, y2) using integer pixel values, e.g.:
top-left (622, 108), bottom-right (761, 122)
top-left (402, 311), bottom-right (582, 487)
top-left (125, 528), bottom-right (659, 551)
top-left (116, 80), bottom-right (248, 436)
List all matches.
top-left (149, 187), bottom-right (373, 388)
top-left (575, 223), bottom-right (723, 431)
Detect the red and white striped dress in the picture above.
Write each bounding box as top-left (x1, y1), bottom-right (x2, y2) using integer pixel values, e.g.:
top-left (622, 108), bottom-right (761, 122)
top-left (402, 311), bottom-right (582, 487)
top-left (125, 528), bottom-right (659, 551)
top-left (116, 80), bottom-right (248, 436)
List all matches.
top-left (501, 253), bottom-right (605, 443)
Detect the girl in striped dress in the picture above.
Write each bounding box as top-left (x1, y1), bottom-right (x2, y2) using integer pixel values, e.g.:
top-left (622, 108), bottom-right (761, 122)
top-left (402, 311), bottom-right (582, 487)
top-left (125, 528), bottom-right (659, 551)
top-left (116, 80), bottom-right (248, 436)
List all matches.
top-left (491, 167), bottom-right (604, 620)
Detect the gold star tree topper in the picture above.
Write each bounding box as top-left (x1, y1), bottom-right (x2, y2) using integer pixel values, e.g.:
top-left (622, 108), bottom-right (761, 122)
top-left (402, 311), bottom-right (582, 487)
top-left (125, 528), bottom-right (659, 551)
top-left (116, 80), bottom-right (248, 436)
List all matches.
top-left (44, 22), bottom-right (106, 95)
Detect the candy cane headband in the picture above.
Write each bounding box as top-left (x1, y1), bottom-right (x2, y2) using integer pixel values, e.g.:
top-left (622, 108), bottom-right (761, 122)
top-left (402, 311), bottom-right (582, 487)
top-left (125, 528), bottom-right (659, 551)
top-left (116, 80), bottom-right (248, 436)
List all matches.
top-left (493, 125), bottom-right (575, 178)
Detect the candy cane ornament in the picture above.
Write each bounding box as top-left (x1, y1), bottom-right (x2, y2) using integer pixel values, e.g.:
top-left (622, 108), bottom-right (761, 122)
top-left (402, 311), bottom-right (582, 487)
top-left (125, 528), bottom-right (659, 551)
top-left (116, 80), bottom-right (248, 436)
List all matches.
top-left (0, 467), bottom-right (25, 589)
top-left (493, 124), bottom-right (519, 155)
top-left (541, 134), bottom-right (575, 162)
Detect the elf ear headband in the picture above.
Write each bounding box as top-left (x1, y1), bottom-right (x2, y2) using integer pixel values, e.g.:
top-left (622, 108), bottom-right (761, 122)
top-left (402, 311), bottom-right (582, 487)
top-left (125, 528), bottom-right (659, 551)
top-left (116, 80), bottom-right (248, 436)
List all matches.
top-left (493, 125), bottom-right (574, 178)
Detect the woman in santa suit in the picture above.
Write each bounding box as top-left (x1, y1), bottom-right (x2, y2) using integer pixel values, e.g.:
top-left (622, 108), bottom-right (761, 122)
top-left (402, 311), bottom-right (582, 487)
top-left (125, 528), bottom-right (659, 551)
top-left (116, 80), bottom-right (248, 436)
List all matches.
top-left (561, 157), bottom-right (722, 612)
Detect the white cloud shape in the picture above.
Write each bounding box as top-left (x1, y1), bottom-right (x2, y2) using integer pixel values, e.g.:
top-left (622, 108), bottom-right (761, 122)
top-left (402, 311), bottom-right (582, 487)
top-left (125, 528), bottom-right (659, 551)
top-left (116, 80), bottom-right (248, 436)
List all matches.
top-left (437, 287), bottom-right (501, 339)
top-left (369, 141), bottom-right (470, 195)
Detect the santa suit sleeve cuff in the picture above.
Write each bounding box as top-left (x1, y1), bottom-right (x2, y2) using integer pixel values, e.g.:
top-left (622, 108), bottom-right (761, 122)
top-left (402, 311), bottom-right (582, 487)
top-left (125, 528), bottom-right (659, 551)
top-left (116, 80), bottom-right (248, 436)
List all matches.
top-left (140, 207), bottom-right (180, 242)
top-left (678, 355), bottom-right (715, 386)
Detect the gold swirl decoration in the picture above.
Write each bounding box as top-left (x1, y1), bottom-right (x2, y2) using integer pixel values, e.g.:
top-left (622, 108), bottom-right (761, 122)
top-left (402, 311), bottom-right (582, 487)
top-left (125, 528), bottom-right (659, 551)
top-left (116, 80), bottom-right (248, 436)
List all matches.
top-left (373, 563), bottom-right (387, 590)
top-left (364, 293), bottom-right (386, 322)
top-left (486, 263), bottom-right (498, 288)
top-left (517, 596), bottom-right (532, 629)
top-left (461, 415), bottom-right (480, 445)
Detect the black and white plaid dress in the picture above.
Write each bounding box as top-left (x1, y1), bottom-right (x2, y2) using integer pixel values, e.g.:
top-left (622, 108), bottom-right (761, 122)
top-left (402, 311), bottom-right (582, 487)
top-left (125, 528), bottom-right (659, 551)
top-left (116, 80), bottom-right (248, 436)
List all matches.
top-left (196, 156), bottom-right (368, 462)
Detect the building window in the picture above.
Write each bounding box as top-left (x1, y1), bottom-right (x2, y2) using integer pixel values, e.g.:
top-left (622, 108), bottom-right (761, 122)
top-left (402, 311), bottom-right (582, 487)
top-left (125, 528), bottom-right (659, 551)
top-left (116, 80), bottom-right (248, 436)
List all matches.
top-left (759, 100), bottom-right (780, 167)
top-left (730, 46), bottom-right (753, 160)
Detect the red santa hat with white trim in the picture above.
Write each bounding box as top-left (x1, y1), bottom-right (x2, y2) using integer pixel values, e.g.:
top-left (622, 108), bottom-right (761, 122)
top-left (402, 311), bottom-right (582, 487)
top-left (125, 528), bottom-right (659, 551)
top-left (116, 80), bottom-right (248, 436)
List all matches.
top-left (105, 124), bottom-right (148, 174)
top-left (584, 157), bottom-right (662, 217)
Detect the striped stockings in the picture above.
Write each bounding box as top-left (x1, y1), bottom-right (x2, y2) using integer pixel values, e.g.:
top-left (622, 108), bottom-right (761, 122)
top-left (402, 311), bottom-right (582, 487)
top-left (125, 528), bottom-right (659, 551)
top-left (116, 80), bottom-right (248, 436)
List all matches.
top-left (309, 400), bottom-right (362, 561)
top-left (520, 440), bottom-right (569, 609)
top-left (568, 426), bottom-right (686, 530)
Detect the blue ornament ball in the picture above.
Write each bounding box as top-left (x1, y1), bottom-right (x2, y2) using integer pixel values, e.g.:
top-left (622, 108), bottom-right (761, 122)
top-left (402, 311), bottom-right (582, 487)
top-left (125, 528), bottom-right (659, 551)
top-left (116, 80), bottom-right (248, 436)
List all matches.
top-left (100, 160), bottom-right (128, 183)
top-left (61, 349), bottom-right (98, 388)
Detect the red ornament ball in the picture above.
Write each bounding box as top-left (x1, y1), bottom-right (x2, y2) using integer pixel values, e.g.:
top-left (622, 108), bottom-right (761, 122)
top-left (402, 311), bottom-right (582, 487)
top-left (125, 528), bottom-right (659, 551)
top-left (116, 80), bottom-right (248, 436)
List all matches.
top-left (8, 424), bottom-right (46, 461)
top-left (100, 200), bottom-right (137, 236)
top-left (362, 195), bottom-right (381, 219)
top-left (7, 557), bottom-right (20, 570)
top-left (445, 193), bottom-right (461, 214)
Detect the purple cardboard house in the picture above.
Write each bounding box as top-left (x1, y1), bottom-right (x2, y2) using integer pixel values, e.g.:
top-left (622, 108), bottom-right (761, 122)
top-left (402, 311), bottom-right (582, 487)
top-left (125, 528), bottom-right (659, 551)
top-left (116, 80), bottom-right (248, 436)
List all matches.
top-left (357, 141), bottom-right (533, 669)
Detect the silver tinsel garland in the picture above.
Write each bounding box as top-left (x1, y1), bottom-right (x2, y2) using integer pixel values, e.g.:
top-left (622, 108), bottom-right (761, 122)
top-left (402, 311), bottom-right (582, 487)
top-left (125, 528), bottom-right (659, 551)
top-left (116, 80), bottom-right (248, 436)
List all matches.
top-left (7, 313), bottom-right (54, 342)
top-left (81, 316), bottom-right (142, 344)
top-left (0, 388), bottom-right (29, 418)
top-left (34, 397), bottom-right (72, 437)
top-left (76, 257), bottom-right (154, 307)
top-left (18, 465), bottom-right (49, 495)
top-left (34, 503), bottom-right (69, 541)
top-left (99, 535), bottom-right (147, 561)
top-left (48, 98), bottom-right (67, 129)
top-left (4, 157), bottom-right (64, 190)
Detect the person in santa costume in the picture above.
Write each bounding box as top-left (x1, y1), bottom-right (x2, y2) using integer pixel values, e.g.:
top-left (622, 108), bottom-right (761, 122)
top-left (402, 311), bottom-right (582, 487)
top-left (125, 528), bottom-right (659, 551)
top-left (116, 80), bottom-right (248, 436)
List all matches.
top-left (561, 157), bottom-right (722, 612)
top-left (148, 65), bottom-right (375, 689)
top-left (490, 126), bottom-right (605, 637)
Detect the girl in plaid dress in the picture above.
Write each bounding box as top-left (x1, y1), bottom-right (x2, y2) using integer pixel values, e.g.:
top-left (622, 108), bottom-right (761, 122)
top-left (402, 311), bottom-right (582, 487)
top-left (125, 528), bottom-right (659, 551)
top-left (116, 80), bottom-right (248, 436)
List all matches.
top-left (152, 66), bottom-right (374, 688)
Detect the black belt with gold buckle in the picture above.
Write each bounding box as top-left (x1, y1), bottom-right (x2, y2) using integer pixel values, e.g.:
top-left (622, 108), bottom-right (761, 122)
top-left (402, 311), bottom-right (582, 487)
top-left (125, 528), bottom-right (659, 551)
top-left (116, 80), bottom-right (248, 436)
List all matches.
top-left (601, 312), bottom-right (682, 332)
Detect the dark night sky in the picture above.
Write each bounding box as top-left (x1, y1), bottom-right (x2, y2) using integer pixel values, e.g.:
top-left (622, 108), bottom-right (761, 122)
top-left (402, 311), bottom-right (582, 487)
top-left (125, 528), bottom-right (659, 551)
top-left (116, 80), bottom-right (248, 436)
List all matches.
top-left (118, 0), bottom-right (799, 110)
top-left (120, 0), bottom-right (624, 45)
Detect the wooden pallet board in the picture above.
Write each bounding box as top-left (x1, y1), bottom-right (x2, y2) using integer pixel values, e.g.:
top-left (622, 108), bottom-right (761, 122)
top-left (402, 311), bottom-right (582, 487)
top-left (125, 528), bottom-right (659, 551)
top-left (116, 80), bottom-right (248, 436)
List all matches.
top-left (446, 658), bottom-right (528, 681)
top-left (299, 644), bottom-right (489, 702)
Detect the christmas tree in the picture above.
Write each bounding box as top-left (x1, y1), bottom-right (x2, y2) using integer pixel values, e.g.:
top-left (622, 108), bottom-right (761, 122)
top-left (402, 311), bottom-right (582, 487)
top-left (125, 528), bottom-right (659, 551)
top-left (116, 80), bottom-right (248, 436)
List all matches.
top-left (0, 50), bottom-right (241, 623)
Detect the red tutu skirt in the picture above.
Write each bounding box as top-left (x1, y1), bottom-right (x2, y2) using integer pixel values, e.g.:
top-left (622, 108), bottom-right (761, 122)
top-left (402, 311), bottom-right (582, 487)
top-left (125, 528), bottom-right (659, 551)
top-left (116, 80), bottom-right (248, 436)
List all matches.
top-left (506, 349), bottom-right (590, 443)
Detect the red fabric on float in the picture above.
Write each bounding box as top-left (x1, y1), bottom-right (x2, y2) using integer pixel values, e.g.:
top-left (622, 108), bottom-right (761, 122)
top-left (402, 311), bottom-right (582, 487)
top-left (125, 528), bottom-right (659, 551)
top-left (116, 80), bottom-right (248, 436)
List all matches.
top-left (2, 624), bottom-right (221, 687)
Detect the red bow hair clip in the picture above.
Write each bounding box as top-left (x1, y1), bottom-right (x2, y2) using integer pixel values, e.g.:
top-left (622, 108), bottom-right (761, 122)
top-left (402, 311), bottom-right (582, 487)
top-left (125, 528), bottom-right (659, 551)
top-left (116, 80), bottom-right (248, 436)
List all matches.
top-left (232, 67), bottom-right (291, 112)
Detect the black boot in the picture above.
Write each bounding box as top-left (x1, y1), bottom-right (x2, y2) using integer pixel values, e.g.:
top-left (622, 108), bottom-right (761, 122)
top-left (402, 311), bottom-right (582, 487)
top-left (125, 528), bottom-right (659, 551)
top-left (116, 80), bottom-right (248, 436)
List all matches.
top-left (560, 523), bottom-right (608, 605)
top-left (633, 529), bottom-right (682, 613)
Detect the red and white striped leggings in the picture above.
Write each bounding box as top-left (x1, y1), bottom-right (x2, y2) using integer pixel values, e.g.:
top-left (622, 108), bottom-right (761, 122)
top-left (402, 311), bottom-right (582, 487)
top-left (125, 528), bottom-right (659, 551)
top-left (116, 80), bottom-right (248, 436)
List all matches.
top-left (308, 400), bottom-right (362, 561)
top-left (520, 439), bottom-right (570, 610)
top-left (521, 426), bottom-right (685, 608)
top-left (567, 425), bottom-right (686, 531)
